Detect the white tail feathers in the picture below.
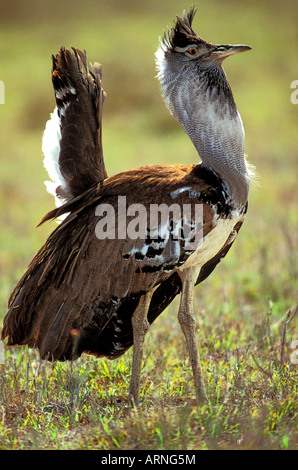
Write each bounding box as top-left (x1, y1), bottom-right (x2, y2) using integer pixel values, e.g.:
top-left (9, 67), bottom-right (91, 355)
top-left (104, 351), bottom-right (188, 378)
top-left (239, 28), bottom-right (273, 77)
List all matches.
top-left (42, 108), bottom-right (67, 207)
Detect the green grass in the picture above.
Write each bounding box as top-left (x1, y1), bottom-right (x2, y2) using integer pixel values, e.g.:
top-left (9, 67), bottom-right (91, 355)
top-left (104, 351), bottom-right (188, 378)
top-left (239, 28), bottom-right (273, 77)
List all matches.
top-left (0, 0), bottom-right (297, 450)
top-left (0, 305), bottom-right (297, 449)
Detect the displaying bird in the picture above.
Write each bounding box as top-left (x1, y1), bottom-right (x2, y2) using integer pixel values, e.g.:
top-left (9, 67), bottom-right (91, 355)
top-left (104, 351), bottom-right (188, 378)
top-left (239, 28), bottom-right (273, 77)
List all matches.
top-left (1, 8), bottom-right (253, 406)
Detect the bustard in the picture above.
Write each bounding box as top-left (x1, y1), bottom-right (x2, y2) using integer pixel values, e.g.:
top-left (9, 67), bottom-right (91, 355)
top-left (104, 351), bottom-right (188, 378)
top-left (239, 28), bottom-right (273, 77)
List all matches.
top-left (2, 8), bottom-right (253, 406)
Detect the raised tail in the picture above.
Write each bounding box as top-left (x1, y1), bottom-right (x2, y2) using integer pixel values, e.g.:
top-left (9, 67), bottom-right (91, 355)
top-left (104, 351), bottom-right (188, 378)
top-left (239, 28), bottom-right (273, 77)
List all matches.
top-left (42, 47), bottom-right (108, 206)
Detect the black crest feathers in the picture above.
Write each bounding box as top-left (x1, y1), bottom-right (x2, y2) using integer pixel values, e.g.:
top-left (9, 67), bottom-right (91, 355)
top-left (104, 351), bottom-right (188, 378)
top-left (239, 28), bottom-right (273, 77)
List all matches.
top-left (164, 6), bottom-right (200, 51)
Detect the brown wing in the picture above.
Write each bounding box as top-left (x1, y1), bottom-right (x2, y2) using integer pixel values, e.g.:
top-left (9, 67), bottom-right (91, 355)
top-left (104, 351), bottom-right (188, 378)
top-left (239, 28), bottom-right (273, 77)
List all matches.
top-left (2, 164), bottom-right (219, 360)
top-left (90, 218), bottom-right (245, 360)
top-left (48, 47), bottom-right (108, 202)
top-left (71, 166), bottom-right (247, 360)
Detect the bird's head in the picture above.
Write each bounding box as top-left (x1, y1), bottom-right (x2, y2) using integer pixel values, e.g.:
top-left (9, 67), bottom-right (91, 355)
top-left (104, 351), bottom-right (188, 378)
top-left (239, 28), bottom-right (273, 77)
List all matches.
top-left (156, 7), bottom-right (253, 209)
top-left (156, 7), bottom-right (251, 78)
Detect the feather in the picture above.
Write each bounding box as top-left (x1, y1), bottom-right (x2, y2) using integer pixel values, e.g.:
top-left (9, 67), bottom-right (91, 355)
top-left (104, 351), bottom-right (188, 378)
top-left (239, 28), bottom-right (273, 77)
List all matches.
top-left (2, 163), bottom-right (243, 360)
top-left (42, 47), bottom-right (107, 206)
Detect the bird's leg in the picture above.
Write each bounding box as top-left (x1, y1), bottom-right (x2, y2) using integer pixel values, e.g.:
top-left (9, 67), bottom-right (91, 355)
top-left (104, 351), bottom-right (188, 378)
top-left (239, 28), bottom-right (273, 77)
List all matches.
top-left (128, 290), bottom-right (153, 408)
top-left (178, 270), bottom-right (207, 405)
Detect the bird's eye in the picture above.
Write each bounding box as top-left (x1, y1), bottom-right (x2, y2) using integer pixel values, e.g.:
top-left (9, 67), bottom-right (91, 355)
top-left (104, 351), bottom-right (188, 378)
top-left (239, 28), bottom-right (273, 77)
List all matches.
top-left (187, 47), bottom-right (199, 56)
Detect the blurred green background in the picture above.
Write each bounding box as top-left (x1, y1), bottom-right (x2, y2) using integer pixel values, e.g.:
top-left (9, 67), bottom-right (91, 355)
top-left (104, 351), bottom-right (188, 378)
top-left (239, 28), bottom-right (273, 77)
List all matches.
top-left (0, 0), bottom-right (297, 318)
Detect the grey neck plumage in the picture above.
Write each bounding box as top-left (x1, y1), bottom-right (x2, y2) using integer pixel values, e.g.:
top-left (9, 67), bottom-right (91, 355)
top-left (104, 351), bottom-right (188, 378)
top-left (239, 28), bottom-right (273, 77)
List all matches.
top-left (156, 51), bottom-right (251, 210)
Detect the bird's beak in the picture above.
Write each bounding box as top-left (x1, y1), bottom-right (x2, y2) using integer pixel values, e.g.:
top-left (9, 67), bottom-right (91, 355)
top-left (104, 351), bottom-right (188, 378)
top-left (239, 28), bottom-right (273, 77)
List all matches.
top-left (213, 44), bottom-right (251, 60)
